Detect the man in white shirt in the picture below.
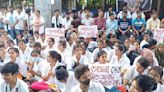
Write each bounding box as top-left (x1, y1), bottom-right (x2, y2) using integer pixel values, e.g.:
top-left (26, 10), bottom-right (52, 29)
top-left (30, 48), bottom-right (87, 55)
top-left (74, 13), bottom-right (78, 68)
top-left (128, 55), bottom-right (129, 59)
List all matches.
top-left (117, 6), bottom-right (131, 19)
top-left (71, 64), bottom-right (105, 92)
top-left (81, 10), bottom-right (94, 26)
top-left (52, 9), bottom-right (63, 28)
top-left (0, 62), bottom-right (29, 92)
top-left (140, 33), bottom-right (150, 49)
top-left (131, 7), bottom-right (145, 20)
top-left (62, 12), bottom-right (73, 30)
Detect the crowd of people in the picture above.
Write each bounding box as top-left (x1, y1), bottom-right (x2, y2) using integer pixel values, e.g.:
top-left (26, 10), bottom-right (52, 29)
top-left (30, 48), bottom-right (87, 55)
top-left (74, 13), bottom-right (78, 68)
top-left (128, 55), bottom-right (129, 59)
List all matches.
top-left (0, 3), bottom-right (164, 92)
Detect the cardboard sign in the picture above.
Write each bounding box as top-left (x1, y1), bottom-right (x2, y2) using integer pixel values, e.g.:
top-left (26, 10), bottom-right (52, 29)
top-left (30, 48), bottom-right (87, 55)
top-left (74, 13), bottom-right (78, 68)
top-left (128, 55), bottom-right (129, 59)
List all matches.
top-left (45, 28), bottom-right (65, 40)
top-left (89, 64), bottom-right (122, 88)
top-left (78, 25), bottom-right (98, 38)
top-left (154, 29), bottom-right (164, 43)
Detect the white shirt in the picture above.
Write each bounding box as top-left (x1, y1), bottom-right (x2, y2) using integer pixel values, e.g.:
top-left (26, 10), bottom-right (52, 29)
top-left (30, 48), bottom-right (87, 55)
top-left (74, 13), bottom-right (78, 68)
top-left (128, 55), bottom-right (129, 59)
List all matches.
top-left (140, 40), bottom-right (148, 49)
top-left (52, 15), bottom-right (63, 28)
top-left (55, 71), bottom-right (78, 92)
top-left (24, 13), bottom-right (34, 30)
top-left (133, 55), bottom-right (159, 66)
top-left (15, 12), bottom-right (25, 30)
top-left (5, 12), bottom-right (17, 30)
top-left (0, 78), bottom-right (29, 92)
top-left (153, 83), bottom-right (164, 92)
top-left (19, 47), bottom-right (33, 63)
top-left (110, 54), bottom-right (130, 68)
top-left (71, 82), bottom-right (105, 92)
top-left (92, 48), bottom-right (100, 60)
top-left (84, 50), bottom-right (94, 64)
top-left (81, 17), bottom-right (94, 26)
top-left (62, 17), bottom-right (73, 30)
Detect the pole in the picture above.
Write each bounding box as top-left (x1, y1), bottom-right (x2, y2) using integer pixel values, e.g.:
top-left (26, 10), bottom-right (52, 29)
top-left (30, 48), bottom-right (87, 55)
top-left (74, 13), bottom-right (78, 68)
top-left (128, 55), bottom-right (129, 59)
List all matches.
top-left (116, 0), bottom-right (118, 12)
top-left (157, 0), bottom-right (161, 16)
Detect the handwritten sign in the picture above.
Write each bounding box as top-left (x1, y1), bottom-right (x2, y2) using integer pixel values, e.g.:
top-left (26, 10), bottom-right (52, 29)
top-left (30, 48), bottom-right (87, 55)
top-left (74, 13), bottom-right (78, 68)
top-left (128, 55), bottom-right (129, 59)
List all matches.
top-left (78, 25), bottom-right (98, 38)
top-left (89, 64), bottom-right (122, 89)
top-left (154, 29), bottom-right (164, 43)
top-left (45, 28), bottom-right (65, 40)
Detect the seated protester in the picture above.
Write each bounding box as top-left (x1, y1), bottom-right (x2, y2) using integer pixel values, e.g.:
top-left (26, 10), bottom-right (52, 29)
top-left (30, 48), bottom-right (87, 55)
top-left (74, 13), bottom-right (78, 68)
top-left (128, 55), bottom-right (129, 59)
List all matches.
top-left (154, 43), bottom-right (164, 67)
top-left (71, 44), bottom-right (89, 69)
top-left (14, 33), bottom-right (22, 45)
top-left (102, 39), bottom-right (112, 53)
top-left (117, 5), bottom-right (131, 19)
top-left (42, 51), bottom-right (63, 83)
top-left (33, 42), bottom-right (46, 59)
top-left (127, 41), bottom-right (141, 65)
top-left (95, 50), bottom-right (108, 64)
top-left (33, 31), bottom-right (40, 42)
top-left (0, 62), bottom-right (29, 92)
top-left (140, 33), bottom-right (150, 49)
top-left (147, 11), bottom-right (160, 35)
top-left (106, 13), bottom-right (118, 37)
top-left (52, 9), bottom-right (63, 28)
top-left (18, 39), bottom-right (32, 64)
top-left (94, 10), bottom-right (106, 30)
top-left (27, 49), bottom-right (49, 81)
top-left (131, 7), bottom-right (145, 20)
top-left (81, 9), bottom-right (94, 26)
top-left (71, 64), bottom-right (105, 92)
top-left (92, 40), bottom-right (103, 61)
top-left (43, 38), bottom-right (57, 58)
top-left (0, 42), bottom-right (9, 66)
top-left (132, 11), bottom-right (146, 40)
top-left (80, 41), bottom-right (94, 64)
top-left (129, 75), bottom-right (157, 92)
top-left (117, 11), bottom-right (131, 41)
top-left (124, 38), bottom-right (130, 51)
top-left (54, 65), bottom-right (78, 92)
top-left (26, 36), bottom-right (35, 48)
top-left (133, 48), bottom-right (159, 66)
top-left (57, 38), bottom-right (72, 68)
top-left (104, 5), bottom-right (116, 19)
top-left (8, 47), bottom-right (28, 80)
top-left (110, 45), bottom-right (130, 69)
top-left (148, 66), bottom-right (164, 92)
top-left (37, 33), bottom-right (47, 49)
top-left (148, 39), bottom-right (157, 50)
top-left (66, 32), bottom-right (77, 53)
top-left (123, 57), bottom-right (149, 86)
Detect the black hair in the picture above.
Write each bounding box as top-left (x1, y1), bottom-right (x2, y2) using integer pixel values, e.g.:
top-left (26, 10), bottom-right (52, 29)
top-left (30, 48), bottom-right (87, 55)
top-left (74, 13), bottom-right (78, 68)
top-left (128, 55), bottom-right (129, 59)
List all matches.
top-left (122, 10), bottom-right (127, 14)
top-left (48, 38), bottom-right (55, 43)
top-left (133, 75), bottom-right (157, 92)
top-left (0, 62), bottom-right (19, 74)
top-left (74, 64), bottom-right (89, 80)
top-left (142, 44), bottom-right (149, 49)
top-left (149, 66), bottom-right (163, 79)
top-left (54, 9), bottom-right (60, 13)
top-left (138, 57), bottom-right (149, 69)
top-left (55, 65), bottom-right (68, 81)
top-left (25, 8), bottom-right (31, 14)
top-left (109, 12), bottom-right (114, 16)
top-left (0, 42), bottom-right (5, 48)
top-left (36, 10), bottom-right (40, 14)
top-left (49, 51), bottom-right (62, 62)
top-left (148, 39), bottom-right (157, 47)
top-left (58, 39), bottom-right (67, 48)
top-left (34, 31), bottom-right (39, 34)
top-left (97, 50), bottom-right (107, 58)
top-left (7, 39), bottom-right (15, 45)
top-left (31, 49), bottom-right (41, 56)
top-left (8, 47), bottom-right (19, 56)
top-left (117, 45), bottom-right (125, 53)
top-left (33, 42), bottom-right (41, 48)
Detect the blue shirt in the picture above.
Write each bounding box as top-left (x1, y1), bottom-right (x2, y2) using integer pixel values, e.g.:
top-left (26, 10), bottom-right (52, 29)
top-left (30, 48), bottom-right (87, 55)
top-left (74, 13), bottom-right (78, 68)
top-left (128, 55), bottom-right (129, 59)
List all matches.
top-left (118, 18), bottom-right (131, 31)
top-left (106, 19), bottom-right (118, 34)
top-left (132, 18), bottom-right (146, 30)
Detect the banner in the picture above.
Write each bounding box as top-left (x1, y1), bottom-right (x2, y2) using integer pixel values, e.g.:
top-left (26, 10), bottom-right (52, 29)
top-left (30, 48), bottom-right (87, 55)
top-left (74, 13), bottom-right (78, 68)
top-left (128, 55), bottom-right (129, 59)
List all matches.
top-left (154, 29), bottom-right (164, 43)
top-left (89, 64), bottom-right (122, 89)
top-left (45, 28), bottom-right (65, 40)
top-left (78, 25), bottom-right (98, 38)
top-left (118, 0), bottom-right (152, 12)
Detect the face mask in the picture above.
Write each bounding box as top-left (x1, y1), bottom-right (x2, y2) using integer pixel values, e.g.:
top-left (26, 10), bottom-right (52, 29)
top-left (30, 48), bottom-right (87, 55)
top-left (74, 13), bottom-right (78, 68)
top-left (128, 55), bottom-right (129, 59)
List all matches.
top-left (31, 57), bottom-right (40, 62)
top-left (81, 79), bottom-right (90, 85)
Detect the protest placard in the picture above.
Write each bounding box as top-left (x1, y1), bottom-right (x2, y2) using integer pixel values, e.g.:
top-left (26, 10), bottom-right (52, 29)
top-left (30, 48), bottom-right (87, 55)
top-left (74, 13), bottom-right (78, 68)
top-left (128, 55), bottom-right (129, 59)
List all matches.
top-left (78, 25), bottom-right (98, 38)
top-left (45, 28), bottom-right (65, 40)
top-left (154, 29), bottom-right (164, 43)
top-left (89, 64), bottom-right (122, 89)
